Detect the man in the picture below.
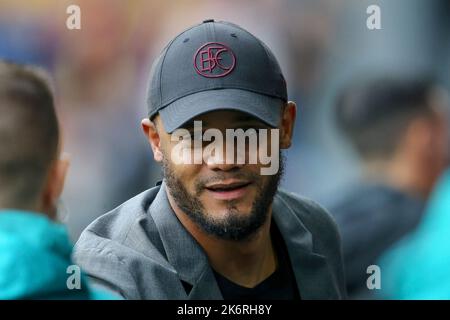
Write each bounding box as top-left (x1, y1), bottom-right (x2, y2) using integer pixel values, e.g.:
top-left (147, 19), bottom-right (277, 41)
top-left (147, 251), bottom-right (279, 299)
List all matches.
top-left (0, 61), bottom-right (114, 299)
top-left (74, 20), bottom-right (346, 300)
top-left (329, 77), bottom-right (449, 298)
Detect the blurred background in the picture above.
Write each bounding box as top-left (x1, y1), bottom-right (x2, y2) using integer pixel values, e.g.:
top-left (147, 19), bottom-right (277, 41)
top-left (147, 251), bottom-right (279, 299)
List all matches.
top-left (2, 0), bottom-right (450, 299)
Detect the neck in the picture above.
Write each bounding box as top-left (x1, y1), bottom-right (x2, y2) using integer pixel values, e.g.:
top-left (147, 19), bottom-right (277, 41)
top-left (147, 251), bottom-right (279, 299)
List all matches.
top-left (166, 188), bottom-right (277, 288)
top-left (364, 156), bottom-right (427, 200)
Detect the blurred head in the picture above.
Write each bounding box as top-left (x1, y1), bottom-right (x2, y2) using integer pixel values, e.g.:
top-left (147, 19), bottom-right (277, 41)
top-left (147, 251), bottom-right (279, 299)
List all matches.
top-left (0, 61), bottom-right (69, 220)
top-left (336, 76), bottom-right (449, 198)
top-left (142, 103), bottom-right (296, 241)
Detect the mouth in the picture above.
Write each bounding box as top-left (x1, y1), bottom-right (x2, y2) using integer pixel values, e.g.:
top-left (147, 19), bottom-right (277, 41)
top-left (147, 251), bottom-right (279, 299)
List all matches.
top-left (204, 180), bottom-right (252, 200)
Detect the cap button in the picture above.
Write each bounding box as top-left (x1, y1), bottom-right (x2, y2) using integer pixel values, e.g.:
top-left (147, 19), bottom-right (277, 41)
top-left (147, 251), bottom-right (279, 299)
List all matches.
top-left (202, 19), bottom-right (215, 23)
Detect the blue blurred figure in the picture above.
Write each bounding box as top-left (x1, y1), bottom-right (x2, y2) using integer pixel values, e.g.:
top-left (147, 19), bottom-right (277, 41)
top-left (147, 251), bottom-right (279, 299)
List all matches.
top-left (378, 168), bottom-right (450, 299)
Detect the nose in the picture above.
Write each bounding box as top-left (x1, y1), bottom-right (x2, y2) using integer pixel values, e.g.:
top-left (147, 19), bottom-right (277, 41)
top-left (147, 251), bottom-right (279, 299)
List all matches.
top-left (204, 145), bottom-right (244, 172)
top-left (205, 154), bottom-right (244, 172)
top-left (207, 161), bottom-right (242, 172)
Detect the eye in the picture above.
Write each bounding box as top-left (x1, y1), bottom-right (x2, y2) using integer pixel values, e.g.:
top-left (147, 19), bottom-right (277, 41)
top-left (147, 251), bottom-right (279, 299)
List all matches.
top-left (239, 124), bottom-right (268, 131)
top-left (179, 132), bottom-right (192, 140)
top-left (238, 126), bottom-right (264, 137)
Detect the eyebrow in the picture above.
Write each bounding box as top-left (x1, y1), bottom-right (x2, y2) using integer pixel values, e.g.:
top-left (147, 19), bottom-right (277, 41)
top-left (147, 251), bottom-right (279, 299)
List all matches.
top-left (234, 114), bottom-right (261, 122)
top-left (183, 114), bottom-right (265, 129)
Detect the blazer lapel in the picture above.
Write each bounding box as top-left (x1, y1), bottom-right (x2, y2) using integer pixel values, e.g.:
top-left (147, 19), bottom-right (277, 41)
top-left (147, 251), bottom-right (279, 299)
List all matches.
top-left (272, 194), bottom-right (341, 299)
top-left (150, 182), bottom-right (339, 299)
top-left (187, 267), bottom-right (223, 299)
top-left (149, 180), bottom-right (223, 299)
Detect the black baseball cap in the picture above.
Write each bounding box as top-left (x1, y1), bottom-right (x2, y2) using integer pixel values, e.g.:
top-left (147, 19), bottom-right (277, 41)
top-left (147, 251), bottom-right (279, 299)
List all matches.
top-left (147, 19), bottom-right (287, 133)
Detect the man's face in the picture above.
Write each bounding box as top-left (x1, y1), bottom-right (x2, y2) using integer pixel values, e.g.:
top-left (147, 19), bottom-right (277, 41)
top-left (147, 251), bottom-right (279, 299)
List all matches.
top-left (160, 110), bottom-right (284, 241)
top-left (143, 103), bottom-right (296, 241)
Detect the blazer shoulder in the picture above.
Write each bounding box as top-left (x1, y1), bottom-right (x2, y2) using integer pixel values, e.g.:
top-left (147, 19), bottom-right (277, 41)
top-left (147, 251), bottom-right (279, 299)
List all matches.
top-left (276, 189), bottom-right (340, 239)
top-left (73, 187), bottom-right (177, 299)
top-left (276, 189), bottom-right (347, 298)
top-left (79, 187), bottom-right (159, 241)
top-left (74, 185), bottom-right (168, 260)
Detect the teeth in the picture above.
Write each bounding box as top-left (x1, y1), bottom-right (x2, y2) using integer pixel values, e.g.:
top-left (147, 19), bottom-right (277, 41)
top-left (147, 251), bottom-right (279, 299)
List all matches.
top-left (212, 187), bottom-right (234, 192)
top-left (208, 183), bottom-right (249, 192)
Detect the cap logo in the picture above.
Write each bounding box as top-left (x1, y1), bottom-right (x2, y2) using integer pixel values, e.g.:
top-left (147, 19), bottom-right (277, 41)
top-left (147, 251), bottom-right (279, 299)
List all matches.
top-left (194, 42), bottom-right (236, 78)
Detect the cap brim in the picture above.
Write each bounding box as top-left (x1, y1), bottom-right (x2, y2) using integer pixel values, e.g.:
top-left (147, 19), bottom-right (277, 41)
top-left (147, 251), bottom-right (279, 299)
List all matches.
top-left (158, 88), bottom-right (284, 133)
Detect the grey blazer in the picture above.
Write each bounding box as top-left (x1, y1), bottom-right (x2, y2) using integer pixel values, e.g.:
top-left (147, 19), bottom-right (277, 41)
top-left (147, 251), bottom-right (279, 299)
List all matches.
top-left (73, 181), bottom-right (347, 299)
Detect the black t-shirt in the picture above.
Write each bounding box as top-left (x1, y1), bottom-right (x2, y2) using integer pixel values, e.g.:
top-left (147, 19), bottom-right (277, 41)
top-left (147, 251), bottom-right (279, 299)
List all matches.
top-left (213, 223), bottom-right (301, 300)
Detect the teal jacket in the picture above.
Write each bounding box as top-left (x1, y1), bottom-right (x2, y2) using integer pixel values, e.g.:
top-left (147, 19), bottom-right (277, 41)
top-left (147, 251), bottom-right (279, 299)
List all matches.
top-left (0, 210), bottom-right (116, 300)
top-left (378, 169), bottom-right (450, 299)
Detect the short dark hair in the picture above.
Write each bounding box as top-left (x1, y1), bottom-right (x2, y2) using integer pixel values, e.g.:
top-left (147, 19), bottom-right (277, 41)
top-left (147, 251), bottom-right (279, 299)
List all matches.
top-left (335, 76), bottom-right (436, 161)
top-left (0, 61), bottom-right (59, 208)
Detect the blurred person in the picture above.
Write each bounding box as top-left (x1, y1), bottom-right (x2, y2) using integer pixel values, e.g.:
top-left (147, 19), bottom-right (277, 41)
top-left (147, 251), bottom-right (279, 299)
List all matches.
top-left (55, 0), bottom-right (159, 240)
top-left (378, 168), bottom-right (450, 299)
top-left (74, 20), bottom-right (346, 300)
top-left (0, 61), bottom-right (116, 299)
top-left (329, 76), bottom-right (449, 298)
top-left (0, 1), bottom-right (59, 69)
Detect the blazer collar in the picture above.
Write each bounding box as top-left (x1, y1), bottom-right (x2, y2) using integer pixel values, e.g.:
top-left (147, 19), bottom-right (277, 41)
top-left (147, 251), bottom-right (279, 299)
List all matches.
top-left (150, 181), bottom-right (338, 299)
top-left (149, 180), bottom-right (223, 299)
top-left (272, 193), bottom-right (341, 299)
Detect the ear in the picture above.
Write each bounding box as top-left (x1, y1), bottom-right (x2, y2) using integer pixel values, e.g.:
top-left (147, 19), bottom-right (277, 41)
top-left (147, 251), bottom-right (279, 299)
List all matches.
top-left (142, 118), bottom-right (164, 162)
top-left (41, 153), bottom-right (70, 220)
top-left (280, 101), bottom-right (297, 149)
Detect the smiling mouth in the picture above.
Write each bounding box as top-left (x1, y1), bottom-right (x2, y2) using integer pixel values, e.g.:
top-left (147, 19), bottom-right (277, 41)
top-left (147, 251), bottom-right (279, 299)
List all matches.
top-left (204, 181), bottom-right (252, 200)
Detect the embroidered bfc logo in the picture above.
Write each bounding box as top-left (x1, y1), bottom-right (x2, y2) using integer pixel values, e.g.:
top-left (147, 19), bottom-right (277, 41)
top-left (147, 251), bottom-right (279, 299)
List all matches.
top-left (194, 42), bottom-right (236, 78)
